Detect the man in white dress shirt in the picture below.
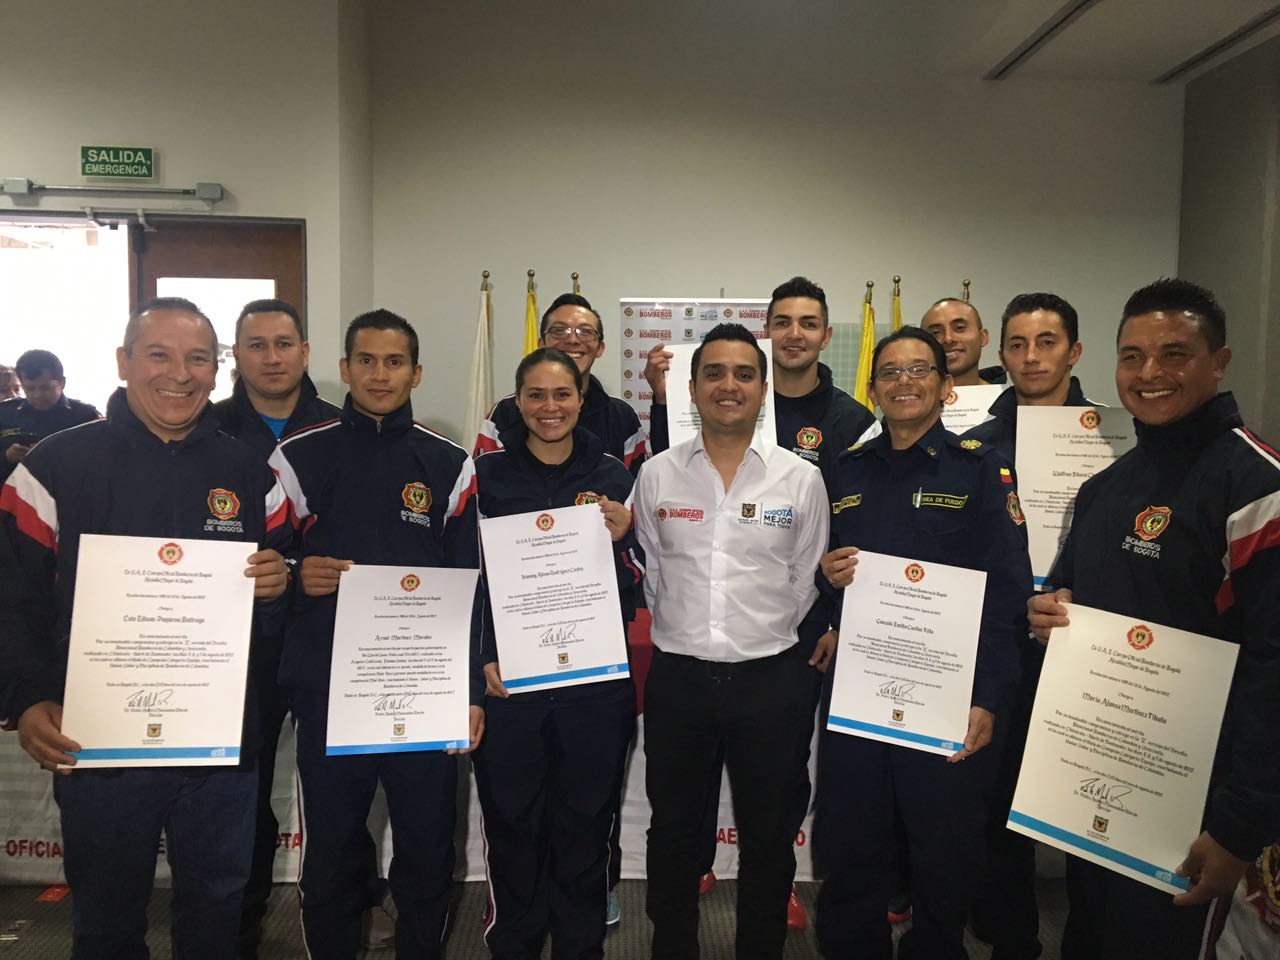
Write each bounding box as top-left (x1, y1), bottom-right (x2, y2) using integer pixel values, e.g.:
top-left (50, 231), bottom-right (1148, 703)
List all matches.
top-left (633, 322), bottom-right (828, 960)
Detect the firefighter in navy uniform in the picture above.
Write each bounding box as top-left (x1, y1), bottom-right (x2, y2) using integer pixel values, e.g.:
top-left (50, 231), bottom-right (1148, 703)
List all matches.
top-left (1029, 279), bottom-right (1280, 960)
top-left (960, 292), bottom-right (1093, 960)
top-left (211, 298), bottom-right (342, 958)
top-left (646, 276), bottom-right (876, 927)
top-left (0, 349), bottom-right (100, 482)
top-left (814, 326), bottom-right (1032, 960)
top-left (268, 310), bottom-right (483, 960)
top-left (472, 348), bottom-right (642, 960)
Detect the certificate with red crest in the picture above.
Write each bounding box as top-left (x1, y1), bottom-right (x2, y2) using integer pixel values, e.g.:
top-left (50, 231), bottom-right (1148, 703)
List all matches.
top-left (1009, 603), bottom-right (1237, 893)
top-left (325, 565), bottom-right (477, 755)
top-left (480, 505), bottom-right (630, 694)
top-left (940, 383), bottom-right (1004, 433)
top-left (827, 550), bottom-right (987, 756)
top-left (60, 534), bottom-right (255, 768)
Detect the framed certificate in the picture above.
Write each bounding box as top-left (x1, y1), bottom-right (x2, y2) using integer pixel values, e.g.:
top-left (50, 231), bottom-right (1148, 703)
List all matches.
top-left (60, 534), bottom-right (256, 768)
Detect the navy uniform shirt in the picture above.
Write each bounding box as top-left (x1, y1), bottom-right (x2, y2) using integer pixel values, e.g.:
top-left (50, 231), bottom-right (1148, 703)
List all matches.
top-left (823, 417), bottom-right (1033, 712)
top-left (0, 394), bottom-right (101, 482)
top-left (961, 375), bottom-right (1092, 464)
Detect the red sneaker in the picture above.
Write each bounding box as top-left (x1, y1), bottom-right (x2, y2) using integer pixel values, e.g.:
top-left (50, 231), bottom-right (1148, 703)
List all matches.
top-left (786, 885), bottom-right (808, 930)
top-left (698, 871), bottom-right (717, 896)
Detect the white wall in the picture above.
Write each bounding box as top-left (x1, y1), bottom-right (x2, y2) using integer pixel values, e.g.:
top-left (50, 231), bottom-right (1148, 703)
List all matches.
top-left (371, 2), bottom-right (1185, 437)
top-left (0, 0), bottom-right (360, 400)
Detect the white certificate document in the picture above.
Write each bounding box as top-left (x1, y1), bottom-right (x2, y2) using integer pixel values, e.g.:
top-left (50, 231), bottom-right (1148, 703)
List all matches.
top-left (1016, 406), bottom-right (1135, 586)
top-left (325, 565), bottom-right (478, 755)
top-left (60, 534), bottom-right (255, 768)
top-left (940, 384), bottom-right (1004, 433)
top-left (480, 505), bottom-right (629, 693)
top-left (1009, 603), bottom-right (1238, 894)
top-left (663, 342), bottom-right (776, 450)
top-left (827, 551), bottom-right (987, 756)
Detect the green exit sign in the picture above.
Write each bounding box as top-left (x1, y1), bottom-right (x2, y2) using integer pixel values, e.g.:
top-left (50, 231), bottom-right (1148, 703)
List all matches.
top-left (81, 145), bottom-right (154, 179)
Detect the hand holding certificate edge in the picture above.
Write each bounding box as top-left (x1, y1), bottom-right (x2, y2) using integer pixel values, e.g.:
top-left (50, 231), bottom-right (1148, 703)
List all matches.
top-left (246, 548), bottom-right (288, 599)
top-left (1173, 831), bottom-right (1251, 905)
top-left (820, 545), bottom-right (859, 589)
top-left (445, 705), bottom-right (485, 756)
top-left (301, 555), bottom-right (353, 596)
top-left (1028, 587), bottom-right (1073, 644)
top-left (18, 700), bottom-right (80, 773)
top-left (596, 495), bottom-right (631, 541)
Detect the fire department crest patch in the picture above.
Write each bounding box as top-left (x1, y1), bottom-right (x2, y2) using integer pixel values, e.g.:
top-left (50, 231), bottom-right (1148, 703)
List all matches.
top-left (401, 574), bottom-right (421, 592)
top-left (158, 542), bottom-right (183, 565)
top-left (536, 513), bottom-right (555, 532)
top-left (796, 427), bottom-right (823, 450)
top-left (1007, 491), bottom-right (1025, 525)
top-left (1127, 624), bottom-right (1155, 651)
top-left (207, 488), bottom-right (240, 520)
top-left (401, 482), bottom-right (432, 514)
top-left (1134, 505), bottom-right (1171, 542)
top-left (575, 491), bottom-right (600, 506)
top-left (904, 563), bottom-right (925, 583)
top-left (944, 390), bottom-right (959, 406)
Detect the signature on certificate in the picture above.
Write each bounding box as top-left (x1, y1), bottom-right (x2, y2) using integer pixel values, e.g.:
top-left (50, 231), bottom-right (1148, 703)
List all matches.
top-left (539, 622), bottom-right (580, 645)
top-left (1077, 777), bottom-right (1133, 811)
top-left (126, 688), bottom-right (174, 709)
top-left (876, 679), bottom-right (917, 700)
top-left (373, 693), bottom-right (418, 715)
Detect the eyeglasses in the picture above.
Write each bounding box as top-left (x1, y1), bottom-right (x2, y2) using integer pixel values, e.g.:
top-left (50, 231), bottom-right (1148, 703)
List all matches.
top-left (874, 363), bottom-right (938, 382)
top-left (544, 324), bottom-right (600, 344)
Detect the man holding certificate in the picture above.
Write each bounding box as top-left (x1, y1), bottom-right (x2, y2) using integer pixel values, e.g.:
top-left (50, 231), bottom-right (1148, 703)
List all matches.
top-left (0, 298), bottom-right (290, 959)
top-left (634, 322), bottom-right (828, 960)
top-left (1028, 279), bottom-right (1280, 960)
top-left (814, 326), bottom-right (1032, 960)
top-left (471, 347), bottom-right (641, 958)
top-left (269, 310), bottom-right (482, 960)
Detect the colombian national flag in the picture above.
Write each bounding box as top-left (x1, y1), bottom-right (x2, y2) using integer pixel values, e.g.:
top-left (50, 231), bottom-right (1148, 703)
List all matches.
top-left (1000, 467), bottom-right (1013, 485)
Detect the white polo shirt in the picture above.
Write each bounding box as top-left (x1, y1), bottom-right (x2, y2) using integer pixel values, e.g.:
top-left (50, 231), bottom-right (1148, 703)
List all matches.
top-left (633, 432), bottom-right (828, 662)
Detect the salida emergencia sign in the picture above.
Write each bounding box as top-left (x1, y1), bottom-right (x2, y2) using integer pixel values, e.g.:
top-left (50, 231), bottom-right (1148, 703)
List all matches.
top-left (80, 146), bottom-right (154, 179)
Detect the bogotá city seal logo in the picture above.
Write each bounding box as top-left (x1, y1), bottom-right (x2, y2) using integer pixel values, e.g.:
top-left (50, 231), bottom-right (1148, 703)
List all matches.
top-left (158, 542), bottom-right (183, 565)
top-left (575, 491), bottom-right (600, 506)
top-left (1134, 505), bottom-right (1171, 542)
top-left (904, 562), bottom-right (925, 583)
top-left (535, 513), bottom-right (555, 532)
top-left (1127, 624), bottom-right (1155, 651)
top-left (1080, 408), bottom-right (1101, 430)
top-left (207, 488), bottom-right (240, 520)
top-left (400, 573), bottom-right (421, 592)
top-left (401, 481), bottom-right (432, 514)
top-left (796, 427), bottom-right (823, 450)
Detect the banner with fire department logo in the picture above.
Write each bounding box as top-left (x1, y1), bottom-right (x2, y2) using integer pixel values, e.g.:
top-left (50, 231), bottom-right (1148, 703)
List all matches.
top-left (617, 298), bottom-right (771, 430)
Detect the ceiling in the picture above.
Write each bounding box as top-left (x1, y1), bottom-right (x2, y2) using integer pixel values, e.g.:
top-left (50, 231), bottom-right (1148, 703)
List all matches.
top-left (955, 0), bottom-right (1280, 84)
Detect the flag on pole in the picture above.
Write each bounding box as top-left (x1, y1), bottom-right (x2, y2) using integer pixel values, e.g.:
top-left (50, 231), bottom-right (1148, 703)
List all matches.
top-left (523, 272), bottom-right (539, 356)
top-left (464, 276), bottom-right (494, 448)
top-left (891, 275), bottom-right (903, 332)
top-left (853, 286), bottom-right (876, 411)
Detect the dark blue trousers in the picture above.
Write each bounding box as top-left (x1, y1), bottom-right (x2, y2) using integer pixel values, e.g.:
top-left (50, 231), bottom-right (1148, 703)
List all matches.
top-left (293, 689), bottom-right (458, 960)
top-left (55, 765), bottom-right (256, 960)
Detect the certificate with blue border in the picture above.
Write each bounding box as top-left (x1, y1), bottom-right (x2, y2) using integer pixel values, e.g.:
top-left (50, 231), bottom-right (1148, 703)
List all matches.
top-left (480, 505), bottom-right (630, 694)
top-left (1008, 603), bottom-right (1237, 894)
top-left (60, 534), bottom-right (256, 768)
top-left (826, 550), bottom-right (986, 757)
top-left (325, 565), bottom-right (477, 756)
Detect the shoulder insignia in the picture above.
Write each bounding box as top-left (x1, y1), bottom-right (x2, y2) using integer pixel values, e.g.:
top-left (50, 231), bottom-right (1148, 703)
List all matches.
top-left (848, 442), bottom-right (864, 452)
top-left (960, 439), bottom-right (982, 449)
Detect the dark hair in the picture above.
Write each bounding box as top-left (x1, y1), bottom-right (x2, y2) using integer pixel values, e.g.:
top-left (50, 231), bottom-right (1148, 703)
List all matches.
top-left (767, 276), bottom-right (829, 326)
top-left (691, 322), bottom-right (768, 381)
top-left (123, 296), bottom-right (217, 354)
top-left (1000, 292), bottom-right (1079, 346)
top-left (1119, 278), bottom-right (1226, 351)
top-left (924, 298), bottom-right (983, 329)
top-left (869, 326), bottom-right (949, 383)
top-left (344, 309), bottom-right (419, 366)
top-left (236, 298), bottom-right (304, 341)
top-left (540, 293), bottom-right (603, 342)
top-left (515, 347), bottom-right (583, 395)
top-left (15, 349), bottom-right (65, 382)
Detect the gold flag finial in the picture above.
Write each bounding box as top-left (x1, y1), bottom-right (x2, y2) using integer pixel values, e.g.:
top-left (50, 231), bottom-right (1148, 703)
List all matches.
top-left (527, 269), bottom-right (535, 292)
top-left (571, 271), bottom-right (581, 294)
top-left (865, 280), bottom-right (874, 304)
top-left (962, 278), bottom-right (971, 302)
top-left (481, 269), bottom-right (490, 292)
top-left (892, 275), bottom-right (901, 296)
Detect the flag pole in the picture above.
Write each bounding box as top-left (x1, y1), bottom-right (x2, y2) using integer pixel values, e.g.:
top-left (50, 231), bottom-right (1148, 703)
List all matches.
top-left (481, 269), bottom-right (491, 334)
